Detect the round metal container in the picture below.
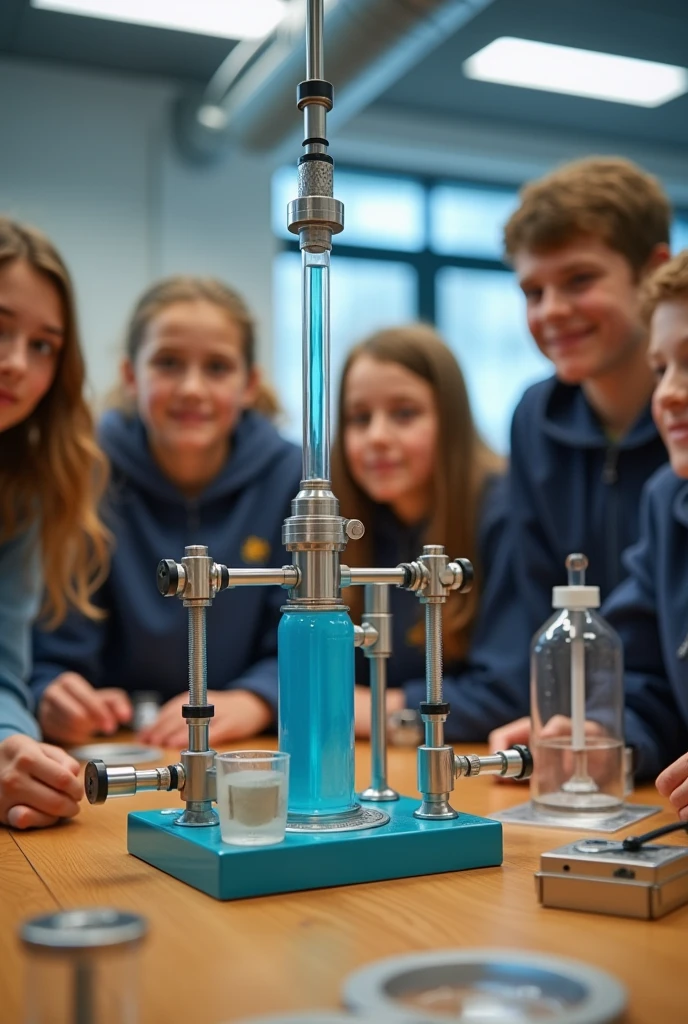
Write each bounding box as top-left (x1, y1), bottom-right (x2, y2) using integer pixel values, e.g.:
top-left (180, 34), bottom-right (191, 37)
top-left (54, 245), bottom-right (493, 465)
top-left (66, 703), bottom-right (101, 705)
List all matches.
top-left (343, 949), bottom-right (627, 1023)
top-left (69, 744), bottom-right (163, 765)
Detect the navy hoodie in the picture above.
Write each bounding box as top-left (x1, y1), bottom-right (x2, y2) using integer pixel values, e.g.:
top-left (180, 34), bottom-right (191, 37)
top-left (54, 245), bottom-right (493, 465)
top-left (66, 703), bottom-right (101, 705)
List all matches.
top-left (603, 465), bottom-right (688, 781)
top-left (356, 476), bottom-right (532, 741)
top-left (510, 377), bottom-right (667, 637)
top-left (31, 410), bottom-right (302, 716)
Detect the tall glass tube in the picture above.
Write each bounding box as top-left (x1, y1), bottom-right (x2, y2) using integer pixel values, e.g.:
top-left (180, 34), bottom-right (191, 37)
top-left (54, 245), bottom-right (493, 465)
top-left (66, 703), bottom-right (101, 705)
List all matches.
top-left (302, 249), bottom-right (330, 482)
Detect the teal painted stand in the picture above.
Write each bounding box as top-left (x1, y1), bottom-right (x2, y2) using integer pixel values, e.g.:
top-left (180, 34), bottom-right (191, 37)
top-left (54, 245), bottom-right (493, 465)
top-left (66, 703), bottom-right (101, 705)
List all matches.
top-left (127, 797), bottom-right (502, 900)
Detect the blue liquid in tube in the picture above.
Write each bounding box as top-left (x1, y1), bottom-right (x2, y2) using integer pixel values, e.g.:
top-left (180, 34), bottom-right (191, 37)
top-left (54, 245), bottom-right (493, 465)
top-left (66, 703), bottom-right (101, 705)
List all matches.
top-left (304, 259), bottom-right (329, 482)
top-left (279, 609), bottom-right (356, 816)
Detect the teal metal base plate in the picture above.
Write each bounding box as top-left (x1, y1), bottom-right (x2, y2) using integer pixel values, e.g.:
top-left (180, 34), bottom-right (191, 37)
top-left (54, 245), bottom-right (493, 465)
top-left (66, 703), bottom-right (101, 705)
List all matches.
top-left (127, 797), bottom-right (502, 900)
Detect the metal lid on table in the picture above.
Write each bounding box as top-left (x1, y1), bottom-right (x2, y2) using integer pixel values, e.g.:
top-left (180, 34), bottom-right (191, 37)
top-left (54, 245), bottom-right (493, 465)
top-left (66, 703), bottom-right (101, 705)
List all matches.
top-left (343, 949), bottom-right (627, 1023)
top-left (21, 909), bottom-right (147, 950)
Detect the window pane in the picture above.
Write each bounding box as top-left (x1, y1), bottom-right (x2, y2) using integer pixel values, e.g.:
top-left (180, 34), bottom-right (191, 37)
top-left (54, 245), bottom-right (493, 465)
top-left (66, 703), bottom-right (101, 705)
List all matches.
top-left (671, 215), bottom-right (688, 253)
top-left (436, 267), bottom-right (550, 454)
top-left (273, 253), bottom-right (418, 443)
top-left (272, 166), bottom-right (426, 251)
top-left (430, 183), bottom-right (518, 259)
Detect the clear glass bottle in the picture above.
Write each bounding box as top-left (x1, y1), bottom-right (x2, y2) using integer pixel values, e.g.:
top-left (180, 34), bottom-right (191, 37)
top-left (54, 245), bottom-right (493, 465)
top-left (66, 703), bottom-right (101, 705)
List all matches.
top-left (530, 554), bottom-right (625, 816)
top-left (21, 908), bottom-right (147, 1024)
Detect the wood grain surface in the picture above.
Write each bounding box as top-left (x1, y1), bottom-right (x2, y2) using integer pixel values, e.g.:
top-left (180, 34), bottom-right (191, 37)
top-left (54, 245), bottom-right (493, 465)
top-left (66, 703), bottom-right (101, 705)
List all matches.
top-left (2, 741), bottom-right (685, 1023)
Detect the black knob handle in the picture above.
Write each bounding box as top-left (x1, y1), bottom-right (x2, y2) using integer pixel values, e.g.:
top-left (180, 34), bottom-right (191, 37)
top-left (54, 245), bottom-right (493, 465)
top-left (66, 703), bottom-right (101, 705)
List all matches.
top-left (454, 558), bottom-right (474, 593)
top-left (157, 559), bottom-right (179, 597)
top-left (84, 760), bottom-right (109, 804)
top-left (511, 744), bottom-right (534, 780)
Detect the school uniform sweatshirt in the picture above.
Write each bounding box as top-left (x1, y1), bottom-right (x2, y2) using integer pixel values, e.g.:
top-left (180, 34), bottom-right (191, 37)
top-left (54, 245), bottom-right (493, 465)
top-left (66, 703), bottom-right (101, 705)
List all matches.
top-left (510, 377), bottom-right (667, 637)
top-left (603, 465), bottom-right (688, 781)
top-left (358, 476), bottom-right (533, 741)
top-left (30, 410), bottom-right (302, 716)
top-left (0, 524), bottom-right (41, 742)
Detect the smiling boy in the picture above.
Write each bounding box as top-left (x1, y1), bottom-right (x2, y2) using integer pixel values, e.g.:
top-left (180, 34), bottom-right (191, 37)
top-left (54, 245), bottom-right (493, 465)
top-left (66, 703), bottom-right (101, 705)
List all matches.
top-left (603, 250), bottom-right (688, 808)
top-left (504, 158), bottom-right (670, 635)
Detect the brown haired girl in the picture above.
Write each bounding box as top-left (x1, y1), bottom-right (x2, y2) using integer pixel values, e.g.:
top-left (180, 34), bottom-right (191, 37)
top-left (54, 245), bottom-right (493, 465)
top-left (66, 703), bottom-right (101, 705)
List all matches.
top-left (332, 323), bottom-right (530, 740)
top-left (0, 217), bottom-right (109, 828)
top-left (32, 276), bottom-right (301, 749)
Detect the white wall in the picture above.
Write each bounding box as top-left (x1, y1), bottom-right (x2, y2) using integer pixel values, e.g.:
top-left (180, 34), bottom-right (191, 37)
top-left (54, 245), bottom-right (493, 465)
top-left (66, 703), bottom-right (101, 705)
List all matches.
top-left (0, 57), bottom-right (276, 396)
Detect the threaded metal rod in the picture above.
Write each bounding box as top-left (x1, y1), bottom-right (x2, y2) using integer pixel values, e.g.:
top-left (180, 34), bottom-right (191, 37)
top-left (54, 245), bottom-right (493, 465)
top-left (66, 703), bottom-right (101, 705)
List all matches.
top-left (188, 606), bottom-right (207, 706)
top-left (425, 603), bottom-right (443, 704)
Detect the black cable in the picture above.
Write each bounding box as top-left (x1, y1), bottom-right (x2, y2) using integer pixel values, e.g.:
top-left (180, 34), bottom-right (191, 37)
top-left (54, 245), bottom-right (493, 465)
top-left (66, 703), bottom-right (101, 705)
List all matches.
top-left (621, 821), bottom-right (688, 852)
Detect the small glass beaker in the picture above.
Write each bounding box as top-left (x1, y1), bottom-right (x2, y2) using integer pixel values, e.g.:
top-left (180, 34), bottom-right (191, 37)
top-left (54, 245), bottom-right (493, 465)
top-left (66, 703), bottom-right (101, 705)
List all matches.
top-left (216, 750), bottom-right (289, 847)
top-left (20, 908), bottom-right (147, 1024)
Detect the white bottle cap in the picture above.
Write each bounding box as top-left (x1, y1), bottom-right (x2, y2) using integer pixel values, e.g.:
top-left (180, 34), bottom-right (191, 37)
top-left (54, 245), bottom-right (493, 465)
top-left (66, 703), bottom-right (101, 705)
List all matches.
top-left (552, 585), bottom-right (600, 609)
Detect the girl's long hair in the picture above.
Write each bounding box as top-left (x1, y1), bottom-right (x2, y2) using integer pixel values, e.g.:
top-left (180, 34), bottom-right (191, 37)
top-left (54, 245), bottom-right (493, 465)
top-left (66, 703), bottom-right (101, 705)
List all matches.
top-left (110, 276), bottom-right (280, 419)
top-left (331, 324), bottom-right (504, 661)
top-left (0, 218), bottom-right (110, 625)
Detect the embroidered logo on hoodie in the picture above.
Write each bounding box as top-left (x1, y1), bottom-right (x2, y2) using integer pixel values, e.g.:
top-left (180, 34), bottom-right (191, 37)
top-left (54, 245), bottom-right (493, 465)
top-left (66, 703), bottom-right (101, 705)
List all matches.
top-left (241, 535), bottom-right (271, 564)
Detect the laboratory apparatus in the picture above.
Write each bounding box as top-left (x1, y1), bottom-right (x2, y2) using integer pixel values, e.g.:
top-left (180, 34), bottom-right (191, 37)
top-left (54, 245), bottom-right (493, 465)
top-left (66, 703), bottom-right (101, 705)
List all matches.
top-left (531, 553), bottom-right (624, 814)
top-left (84, 0), bottom-right (532, 901)
top-left (20, 909), bottom-right (147, 1024)
top-left (343, 949), bottom-right (627, 1024)
top-left (536, 823), bottom-right (688, 919)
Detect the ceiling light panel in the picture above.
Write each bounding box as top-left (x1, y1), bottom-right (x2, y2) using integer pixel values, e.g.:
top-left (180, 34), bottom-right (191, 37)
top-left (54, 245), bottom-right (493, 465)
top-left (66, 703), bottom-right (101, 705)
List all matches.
top-left (31, 0), bottom-right (288, 40)
top-left (463, 37), bottom-right (688, 108)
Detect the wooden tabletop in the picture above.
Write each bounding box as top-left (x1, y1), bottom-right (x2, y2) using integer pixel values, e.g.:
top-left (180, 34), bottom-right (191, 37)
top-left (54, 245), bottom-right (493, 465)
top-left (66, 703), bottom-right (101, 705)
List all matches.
top-left (2, 741), bottom-right (685, 1023)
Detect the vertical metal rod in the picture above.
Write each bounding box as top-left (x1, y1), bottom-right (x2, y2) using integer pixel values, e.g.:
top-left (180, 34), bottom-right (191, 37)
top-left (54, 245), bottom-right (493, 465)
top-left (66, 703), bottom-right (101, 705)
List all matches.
top-left (188, 606), bottom-right (207, 705)
top-left (425, 602), bottom-right (444, 747)
top-left (188, 605), bottom-right (209, 753)
top-left (359, 585), bottom-right (398, 802)
top-left (306, 0), bottom-right (324, 80)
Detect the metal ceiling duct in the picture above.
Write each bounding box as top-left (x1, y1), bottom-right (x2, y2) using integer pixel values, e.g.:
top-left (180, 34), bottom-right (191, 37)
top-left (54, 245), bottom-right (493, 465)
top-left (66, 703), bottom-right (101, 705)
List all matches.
top-left (176, 0), bottom-right (496, 161)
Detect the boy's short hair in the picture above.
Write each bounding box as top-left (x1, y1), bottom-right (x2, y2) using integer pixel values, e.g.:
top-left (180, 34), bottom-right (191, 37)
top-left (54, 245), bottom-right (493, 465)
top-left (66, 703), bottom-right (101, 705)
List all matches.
top-left (504, 156), bottom-right (671, 274)
top-left (641, 249), bottom-right (688, 324)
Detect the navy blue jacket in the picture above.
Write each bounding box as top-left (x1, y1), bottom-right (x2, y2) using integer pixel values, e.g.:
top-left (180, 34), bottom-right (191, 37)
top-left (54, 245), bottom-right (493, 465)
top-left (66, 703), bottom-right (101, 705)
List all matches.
top-left (30, 410), bottom-right (302, 717)
top-left (603, 466), bottom-right (688, 781)
top-left (510, 377), bottom-right (667, 637)
top-left (356, 476), bottom-right (532, 741)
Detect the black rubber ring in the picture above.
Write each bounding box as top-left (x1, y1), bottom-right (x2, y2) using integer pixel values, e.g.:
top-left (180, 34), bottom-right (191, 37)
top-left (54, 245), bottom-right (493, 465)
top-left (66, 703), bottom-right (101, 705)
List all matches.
top-left (168, 764), bottom-right (179, 791)
top-left (419, 702), bottom-right (450, 717)
top-left (181, 704), bottom-right (215, 719)
top-left (297, 79), bottom-right (334, 105)
top-left (298, 152), bottom-right (334, 166)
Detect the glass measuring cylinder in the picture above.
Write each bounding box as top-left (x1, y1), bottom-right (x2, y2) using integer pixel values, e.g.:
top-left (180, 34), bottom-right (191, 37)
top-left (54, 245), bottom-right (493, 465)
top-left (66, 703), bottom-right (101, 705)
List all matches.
top-left (530, 555), bottom-right (625, 815)
top-left (21, 908), bottom-right (147, 1024)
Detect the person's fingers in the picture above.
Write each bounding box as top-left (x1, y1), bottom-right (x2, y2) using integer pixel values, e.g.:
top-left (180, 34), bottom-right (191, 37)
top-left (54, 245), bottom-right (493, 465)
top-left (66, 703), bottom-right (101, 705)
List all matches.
top-left (28, 748), bottom-right (84, 803)
top-left (488, 717), bottom-right (530, 752)
top-left (42, 686), bottom-right (94, 740)
top-left (6, 805), bottom-right (61, 829)
top-left (149, 721), bottom-right (188, 748)
top-left (656, 752), bottom-right (688, 798)
top-left (100, 689), bottom-right (133, 725)
top-left (40, 744), bottom-right (82, 783)
top-left (2, 773), bottom-right (80, 819)
top-left (667, 777), bottom-right (688, 815)
top-left (61, 675), bottom-right (117, 734)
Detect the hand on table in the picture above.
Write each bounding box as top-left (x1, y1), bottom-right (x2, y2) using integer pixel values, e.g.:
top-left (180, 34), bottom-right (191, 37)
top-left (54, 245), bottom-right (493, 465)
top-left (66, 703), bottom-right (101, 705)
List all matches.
top-left (488, 716), bottom-right (531, 755)
top-left (656, 752), bottom-right (688, 821)
top-left (39, 673), bottom-right (133, 745)
top-left (0, 734), bottom-right (82, 829)
top-left (138, 690), bottom-right (274, 749)
top-left (354, 685), bottom-right (405, 739)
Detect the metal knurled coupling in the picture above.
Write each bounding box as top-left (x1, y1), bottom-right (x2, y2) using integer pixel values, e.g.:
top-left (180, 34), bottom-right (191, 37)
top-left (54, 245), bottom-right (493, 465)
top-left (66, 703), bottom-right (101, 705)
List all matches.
top-left (157, 544), bottom-right (228, 606)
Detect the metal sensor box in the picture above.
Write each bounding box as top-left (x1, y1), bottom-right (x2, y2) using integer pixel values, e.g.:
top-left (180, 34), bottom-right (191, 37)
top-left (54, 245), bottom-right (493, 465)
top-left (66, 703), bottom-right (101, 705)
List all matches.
top-left (535, 838), bottom-right (688, 919)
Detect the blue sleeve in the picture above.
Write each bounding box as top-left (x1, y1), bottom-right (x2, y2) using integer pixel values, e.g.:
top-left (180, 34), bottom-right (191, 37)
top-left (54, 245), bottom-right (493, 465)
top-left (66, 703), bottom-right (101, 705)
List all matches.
top-left (509, 396), bottom-right (560, 635)
top-left (0, 526), bottom-right (41, 742)
top-left (402, 475), bottom-right (531, 741)
top-left (227, 580), bottom-right (281, 718)
top-left (603, 494), bottom-right (687, 782)
top-left (30, 583), bottom-right (109, 704)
